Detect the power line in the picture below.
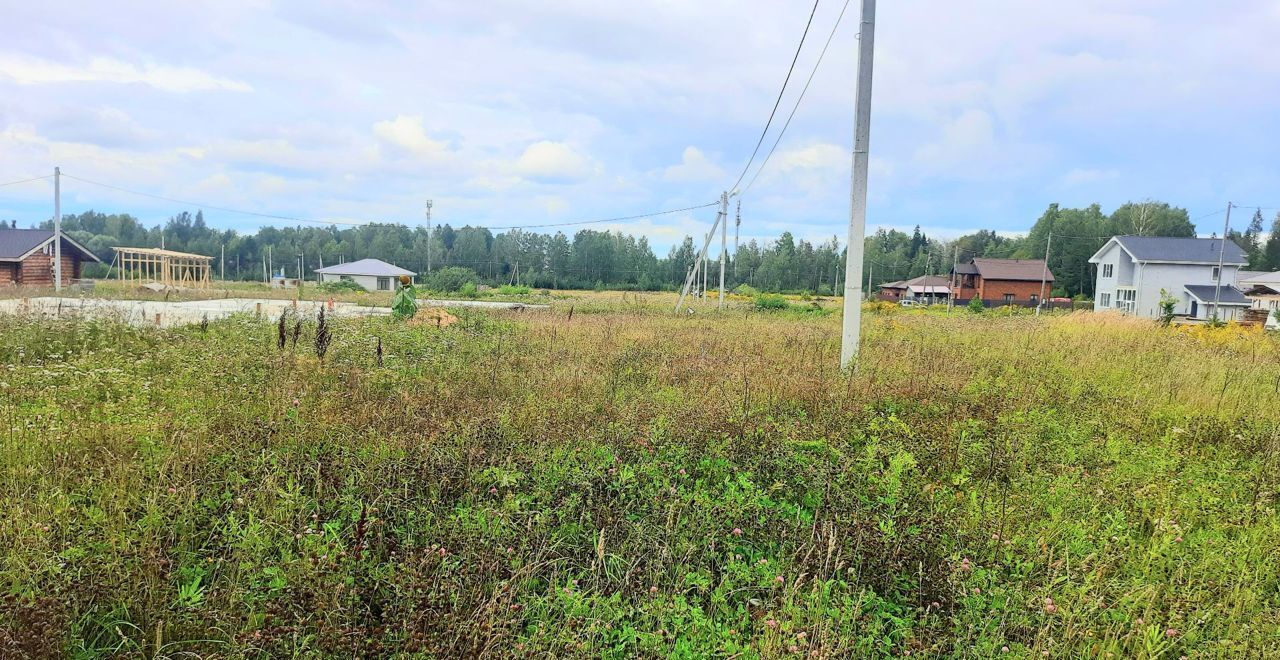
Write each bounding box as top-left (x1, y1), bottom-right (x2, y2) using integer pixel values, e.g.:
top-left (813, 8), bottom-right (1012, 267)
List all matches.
top-left (0, 174), bottom-right (53, 189)
top-left (741, 0), bottom-right (852, 195)
top-left (59, 172), bottom-right (365, 226)
top-left (480, 202), bottom-right (719, 230)
top-left (727, 0), bottom-right (822, 196)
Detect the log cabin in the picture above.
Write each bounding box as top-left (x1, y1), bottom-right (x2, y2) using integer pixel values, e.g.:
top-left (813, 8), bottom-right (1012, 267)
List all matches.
top-left (0, 226), bottom-right (101, 286)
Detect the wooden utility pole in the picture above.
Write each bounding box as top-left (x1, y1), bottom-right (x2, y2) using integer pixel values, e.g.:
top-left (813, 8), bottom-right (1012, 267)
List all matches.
top-left (1212, 202), bottom-right (1233, 319)
top-left (840, 0), bottom-right (877, 368)
top-left (948, 244), bottom-right (958, 311)
top-left (1036, 233), bottom-right (1051, 315)
top-left (733, 200), bottom-right (741, 281)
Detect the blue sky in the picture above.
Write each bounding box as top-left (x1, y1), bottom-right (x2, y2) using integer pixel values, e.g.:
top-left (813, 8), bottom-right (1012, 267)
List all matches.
top-left (1, 0), bottom-right (1278, 251)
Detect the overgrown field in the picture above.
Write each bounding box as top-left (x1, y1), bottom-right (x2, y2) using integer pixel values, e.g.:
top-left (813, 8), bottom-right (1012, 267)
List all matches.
top-left (1, 304), bottom-right (1278, 658)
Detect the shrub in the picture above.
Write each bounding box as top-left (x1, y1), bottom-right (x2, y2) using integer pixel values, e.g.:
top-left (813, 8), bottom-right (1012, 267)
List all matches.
top-left (497, 285), bottom-right (532, 295)
top-left (426, 267), bottom-right (478, 293)
top-left (459, 282), bottom-right (479, 299)
top-left (967, 296), bottom-right (985, 313)
top-left (733, 284), bottom-right (760, 298)
top-left (754, 293), bottom-right (790, 311)
top-left (316, 280), bottom-right (366, 294)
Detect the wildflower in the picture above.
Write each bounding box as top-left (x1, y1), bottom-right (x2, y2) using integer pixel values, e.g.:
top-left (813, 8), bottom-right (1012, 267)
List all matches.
top-left (294, 533), bottom-right (302, 539)
top-left (796, 632), bottom-right (807, 640)
top-left (959, 557), bottom-right (972, 572)
top-left (973, 588), bottom-right (981, 595)
top-left (678, 468), bottom-right (686, 475)
top-left (649, 585), bottom-right (658, 594)
top-left (1002, 646), bottom-right (1010, 653)
top-left (438, 547), bottom-right (447, 557)
top-left (789, 645), bottom-right (799, 653)
top-left (758, 558), bottom-right (768, 565)
top-left (776, 575), bottom-right (785, 583)
top-left (991, 533), bottom-right (1000, 541)
top-left (1044, 597), bottom-right (1056, 614)
top-left (732, 527), bottom-right (743, 536)
top-left (764, 619), bottom-right (778, 629)
top-left (167, 487), bottom-right (177, 494)
top-left (1042, 652), bottom-right (1050, 657)
top-left (1165, 628), bottom-right (1179, 638)
top-left (1175, 536), bottom-right (1183, 543)
top-left (1136, 618), bottom-right (1144, 625)
top-left (489, 487), bottom-right (498, 494)
top-left (506, 547), bottom-right (514, 553)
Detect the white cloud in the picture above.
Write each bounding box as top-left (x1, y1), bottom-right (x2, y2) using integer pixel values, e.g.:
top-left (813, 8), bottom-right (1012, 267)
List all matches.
top-left (661, 146), bottom-right (724, 183)
top-left (372, 115), bottom-right (452, 160)
top-left (515, 140), bottom-right (596, 182)
top-left (0, 55), bottom-right (251, 93)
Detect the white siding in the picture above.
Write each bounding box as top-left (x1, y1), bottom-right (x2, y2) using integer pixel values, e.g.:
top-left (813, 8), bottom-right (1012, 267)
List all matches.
top-left (1092, 242), bottom-right (1130, 312)
top-left (318, 273), bottom-right (387, 291)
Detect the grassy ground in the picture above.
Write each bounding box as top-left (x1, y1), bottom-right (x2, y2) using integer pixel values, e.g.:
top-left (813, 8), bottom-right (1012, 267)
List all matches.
top-left (0, 302), bottom-right (1278, 658)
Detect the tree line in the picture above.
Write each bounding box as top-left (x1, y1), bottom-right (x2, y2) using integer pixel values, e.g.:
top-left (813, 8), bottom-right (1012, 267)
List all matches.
top-left (26, 200), bottom-right (1276, 297)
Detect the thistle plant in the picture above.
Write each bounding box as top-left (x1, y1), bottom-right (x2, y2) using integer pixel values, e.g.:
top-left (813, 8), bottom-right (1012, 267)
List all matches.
top-left (314, 307), bottom-right (332, 360)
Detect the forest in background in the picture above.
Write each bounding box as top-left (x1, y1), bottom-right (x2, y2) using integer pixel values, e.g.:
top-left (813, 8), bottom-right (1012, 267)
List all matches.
top-left (21, 201), bottom-right (1280, 297)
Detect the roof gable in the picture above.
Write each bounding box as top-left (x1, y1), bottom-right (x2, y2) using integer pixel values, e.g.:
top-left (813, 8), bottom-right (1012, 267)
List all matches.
top-left (313, 258), bottom-right (414, 277)
top-left (972, 258), bottom-right (1054, 282)
top-left (1113, 235), bottom-right (1247, 264)
top-left (0, 229), bottom-right (100, 262)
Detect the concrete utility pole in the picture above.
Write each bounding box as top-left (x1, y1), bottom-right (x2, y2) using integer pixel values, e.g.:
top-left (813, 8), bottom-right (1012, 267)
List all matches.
top-left (840, 0), bottom-right (876, 368)
top-left (53, 166), bottom-right (62, 291)
top-left (425, 199), bottom-right (433, 274)
top-left (866, 261), bottom-right (873, 301)
top-left (1213, 202), bottom-right (1233, 319)
top-left (675, 210), bottom-right (724, 312)
top-left (221, 244), bottom-right (225, 281)
top-left (733, 200), bottom-right (741, 281)
top-left (1036, 232), bottom-right (1051, 316)
top-left (702, 231), bottom-right (709, 301)
top-left (719, 191), bottom-right (728, 307)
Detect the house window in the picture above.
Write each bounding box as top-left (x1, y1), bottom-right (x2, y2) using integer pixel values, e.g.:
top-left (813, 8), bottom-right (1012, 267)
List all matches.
top-left (1211, 266), bottom-right (1220, 281)
top-left (1102, 263), bottom-right (1113, 278)
top-left (1117, 288), bottom-right (1136, 313)
top-left (1100, 292), bottom-right (1112, 307)
top-left (339, 275), bottom-right (353, 282)
top-left (1003, 293), bottom-right (1014, 304)
top-left (1030, 294), bottom-right (1039, 306)
top-left (377, 277), bottom-right (391, 291)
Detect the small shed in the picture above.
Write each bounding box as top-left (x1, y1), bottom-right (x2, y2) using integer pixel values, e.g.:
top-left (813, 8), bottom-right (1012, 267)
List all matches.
top-left (113, 247), bottom-right (213, 290)
top-left (314, 258), bottom-right (415, 292)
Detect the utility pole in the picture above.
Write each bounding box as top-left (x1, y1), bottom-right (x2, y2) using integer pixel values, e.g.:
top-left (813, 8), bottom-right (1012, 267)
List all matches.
top-left (1213, 202), bottom-right (1233, 319)
top-left (866, 261), bottom-right (873, 301)
top-left (719, 191), bottom-right (728, 307)
top-left (1036, 233), bottom-right (1051, 315)
top-left (948, 244), bottom-right (959, 311)
top-left (267, 246), bottom-right (273, 281)
top-left (702, 231), bottom-right (709, 301)
top-left (840, 0), bottom-right (876, 368)
top-left (675, 210), bottom-right (724, 312)
top-left (425, 199), bottom-right (433, 274)
top-left (53, 166), bottom-right (62, 291)
top-left (733, 200), bottom-right (741, 281)
top-left (220, 244), bottom-right (225, 281)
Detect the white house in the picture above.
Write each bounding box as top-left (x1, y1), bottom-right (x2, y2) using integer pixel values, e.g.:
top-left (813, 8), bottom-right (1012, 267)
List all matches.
top-left (313, 258), bottom-right (415, 292)
top-left (1088, 236), bottom-right (1250, 321)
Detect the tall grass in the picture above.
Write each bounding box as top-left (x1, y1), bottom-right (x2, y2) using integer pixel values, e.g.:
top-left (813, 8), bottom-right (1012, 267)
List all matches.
top-left (0, 307), bottom-right (1277, 657)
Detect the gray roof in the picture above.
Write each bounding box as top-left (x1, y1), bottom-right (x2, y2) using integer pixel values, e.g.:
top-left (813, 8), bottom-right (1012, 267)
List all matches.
top-left (1113, 236), bottom-right (1247, 264)
top-left (313, 258), bottom-right (414, 277)
top-left (1184, 284), bottom-right (1250, 305)
top-left (972, 258), bottom-right (1054, 282)
top-left (953, 262), bottom-right (978, 275)
top-left (0, 229), bottom-right (100, 262)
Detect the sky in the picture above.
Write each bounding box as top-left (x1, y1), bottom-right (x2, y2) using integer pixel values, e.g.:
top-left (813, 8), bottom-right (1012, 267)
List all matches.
top-left (1, 0), bottom-right (1278, 252)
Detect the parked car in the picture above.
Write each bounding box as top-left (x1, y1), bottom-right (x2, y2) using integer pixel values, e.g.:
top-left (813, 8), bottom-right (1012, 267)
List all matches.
top-left (899, 299), bottom-right (919, 307)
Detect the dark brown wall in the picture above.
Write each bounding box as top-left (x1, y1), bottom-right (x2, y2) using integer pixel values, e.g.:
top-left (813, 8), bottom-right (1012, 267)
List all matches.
top-left (0, 262), bottom-right (16, 285)
top-left (15, 250), bottom-right (82, 286)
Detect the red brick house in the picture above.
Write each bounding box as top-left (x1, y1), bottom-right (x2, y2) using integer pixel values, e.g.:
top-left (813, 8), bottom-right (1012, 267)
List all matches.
top-left (951, 258), bottom-right (1054, 307)
top-left (0, 227), bottom-right (101, 286)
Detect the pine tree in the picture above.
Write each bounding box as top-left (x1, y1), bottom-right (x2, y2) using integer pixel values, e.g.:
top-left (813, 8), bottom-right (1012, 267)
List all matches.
top-left (1263, 212), bottom-right (1280, 272)
top-left (1244, 208), bottom-right (1265, 269)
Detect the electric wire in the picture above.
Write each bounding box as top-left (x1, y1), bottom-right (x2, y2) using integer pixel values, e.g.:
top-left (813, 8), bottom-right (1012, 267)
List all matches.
top-left (0, 174), bottom-right (53, 189)
top-left (481, 202), bottom-right (720, 231)
top-left (727, 0), bottom-right (822, 196)
top-left (61, 172), bottom-right (365, 226)
top-left (741, 0), bottom-right (852, 196)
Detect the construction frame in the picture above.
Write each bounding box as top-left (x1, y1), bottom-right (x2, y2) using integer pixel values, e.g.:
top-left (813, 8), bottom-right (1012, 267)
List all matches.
top-left (113, 247), bottom-right (214, 290)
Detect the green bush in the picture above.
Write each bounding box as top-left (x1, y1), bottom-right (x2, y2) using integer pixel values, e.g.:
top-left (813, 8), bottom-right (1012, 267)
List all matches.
top-left (733, 284), bottom-right (760, 297)
top-left (459, 282), bottom-right (479, 299)
top-left (497, 285), bottom-right (532, 295)
top-left (754, 293), bottom-right (790, 311)
top-left (967, 297), bottom-right (985, 313)
top-left (316, 280), bottom-right (366, 294)
top-left (426, 267), bottom-right (478, 293)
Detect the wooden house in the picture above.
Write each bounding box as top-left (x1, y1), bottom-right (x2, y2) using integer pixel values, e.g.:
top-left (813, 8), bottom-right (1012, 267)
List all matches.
top-left (0, 227), bottom-right (101, 286)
